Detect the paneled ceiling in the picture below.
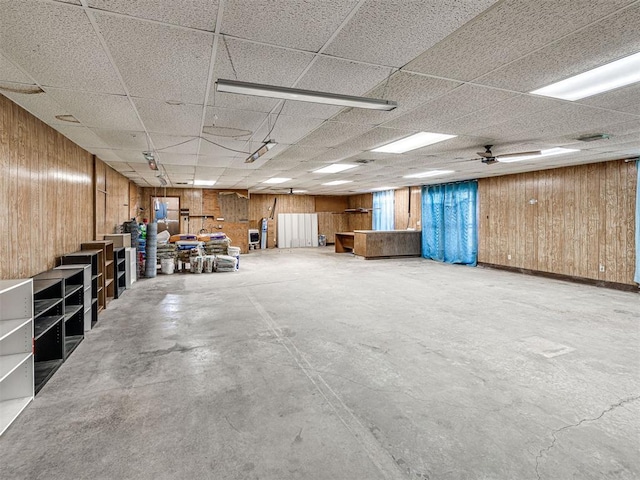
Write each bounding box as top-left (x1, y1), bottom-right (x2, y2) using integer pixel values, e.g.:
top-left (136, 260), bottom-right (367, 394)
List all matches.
top-left (1, 0), bottom-right (639, 194)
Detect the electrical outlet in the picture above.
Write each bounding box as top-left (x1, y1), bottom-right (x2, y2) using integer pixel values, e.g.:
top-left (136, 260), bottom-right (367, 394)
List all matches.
top-left (507, 254), bottom-right (511, 260)
top-left (599, 264), bottom-right (605, 273)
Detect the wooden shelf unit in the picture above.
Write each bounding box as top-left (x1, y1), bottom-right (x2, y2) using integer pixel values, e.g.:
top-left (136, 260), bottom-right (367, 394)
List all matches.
top-left (61, 249), bottom-right (101, 321)
top-left (81, 241), bottom-right (114, 307)
top-left (0, 279), bottom-right (34, 436)
top-left (32, 278), bottom-right (64, 394)
top-left (114, 247), bottom-right (126, 299)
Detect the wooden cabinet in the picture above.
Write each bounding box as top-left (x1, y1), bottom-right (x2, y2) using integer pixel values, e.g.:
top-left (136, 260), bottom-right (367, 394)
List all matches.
top-left (353, 230), bottom-right (422, 259)
top-left (81, 241), bottom-right (114, 307)
top-left (56, 264), bottom-right (92, 332)
top-left (0, 279), bottom-right (34, 436)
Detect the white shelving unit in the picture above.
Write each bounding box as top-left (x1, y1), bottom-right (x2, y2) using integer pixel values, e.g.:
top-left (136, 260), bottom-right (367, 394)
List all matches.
top-left (0, 279), bottom-right (34, 436)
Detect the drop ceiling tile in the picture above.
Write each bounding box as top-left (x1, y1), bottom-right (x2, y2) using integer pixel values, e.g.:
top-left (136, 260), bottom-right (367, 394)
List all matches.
top-left (440, 94), bottom-right (563, 135)
top-left (53, 0), bottom-right (82, 4)
top-left (252, 115), bottom-right (325, 145)
top-left (297, 121), bottom-right (373, 148)
top-left (44, 88), bottom-right (143, 130)
top-left (149, 134), bottom-right (200, 155)
top-left (475, 3), bottom-right (640, 92)
top-left (95, 12), bottom-right (213, 103)
top-left (195, 166), bottom-right (225, 176)
top-left (295, 56), bottom-right (390, 98)
top-left (338, 126), bottom-right (419, 152)
top-left (0, 53), bottom-right (33, 83)
top-left (382, 84), bottom-right (517, 131)
top-left (92, 129), bottom-right (148, 150)
top-left (332, 72), bottom-right (463, 126)
top-left (203, 106), bottom-right (268, 139)
top-left (272, 145), bottom-right (330, 163)
top-left (212, 92), bottom-right (279, 113)
top-left (161, 164), bottom-right (196, 174)
top-left (576, 83), bottom-right (640, 115)
top-left (87, 0), bottom-right (219, 31)
top-left (278, 101), bottom-right (342, 121)
top-left (198, 136), bottom-right (252, 157)
top-left (54, 125), bottom-right (112, 149)
top-left (103, 149), bottom-right (150, 164)
top-left (197, 155), bottom-right (238, 168)
top-left (92, 149), bottom-right (130, 163)
top-left (323, 0), bottom-right (498, 67)
top-left (0, 0), bottom-right (123, 93)
top-left (156, 153), bottom-right (198, 166)
top-left (405, 0), bottom-right (634, 81)
top-left (222, 0), bottom-right (358, 51)
top-left (133, 98), bottom-right (203, 136)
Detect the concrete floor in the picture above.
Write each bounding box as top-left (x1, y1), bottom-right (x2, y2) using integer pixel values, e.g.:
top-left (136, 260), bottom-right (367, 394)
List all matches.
top-left (1, 247), bottom-right (638, 480)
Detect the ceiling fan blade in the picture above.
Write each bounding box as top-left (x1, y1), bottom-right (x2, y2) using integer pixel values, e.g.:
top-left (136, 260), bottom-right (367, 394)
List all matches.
top-left (497, 150), bottom-right (542, 159)
top-left (477, 151), bottom-right (493, 158)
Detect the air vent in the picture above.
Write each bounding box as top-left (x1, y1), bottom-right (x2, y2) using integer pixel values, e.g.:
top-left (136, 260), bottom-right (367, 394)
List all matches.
top-left (354, 159), bottom-right (375, 164)
top-left (577, 133), bottom-right (611, 142)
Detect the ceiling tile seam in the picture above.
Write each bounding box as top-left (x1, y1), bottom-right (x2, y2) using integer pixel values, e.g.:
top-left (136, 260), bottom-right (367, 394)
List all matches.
top-left (218, 33), bottom-right (397, 70)
top-left (465, 0), bottom-right (640, 85)
top-left (79, 0), bottom-right (158, 166)
top-left (240, 0), bottom-right (369, 160)
top-left (196, 0), bottom-right (226, 175)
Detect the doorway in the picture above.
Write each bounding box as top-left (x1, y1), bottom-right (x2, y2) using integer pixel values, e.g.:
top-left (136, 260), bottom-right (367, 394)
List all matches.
top-left (152, 196), bottom-right (180, 236)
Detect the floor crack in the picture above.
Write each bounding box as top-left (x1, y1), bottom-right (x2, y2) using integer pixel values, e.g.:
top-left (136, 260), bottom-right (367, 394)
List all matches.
top-left (534, 394), bottom-right (640, 479)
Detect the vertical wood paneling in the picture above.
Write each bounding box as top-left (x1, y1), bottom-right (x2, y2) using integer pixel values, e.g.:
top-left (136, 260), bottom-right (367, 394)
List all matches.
top-left (0, 94), bottom-right (94, 279)
top-left (394, 187), bottom-right (422, 230)
top-left (478, 160), bottom-right (637, 285)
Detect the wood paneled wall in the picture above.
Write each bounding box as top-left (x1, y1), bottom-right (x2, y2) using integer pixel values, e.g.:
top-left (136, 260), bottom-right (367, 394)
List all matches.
top-left (478, 160), bottom-right (637, 285)
top-left (94, 158), bottom-right (136, 238)
top-left (0, 93), bottom-right (94, 279)
top-left (347, 194), bottom-right (373, 231)
top-left (394, 187), bottom-right (422, 230)
top-left (141, 187), bottom-right (250, 252)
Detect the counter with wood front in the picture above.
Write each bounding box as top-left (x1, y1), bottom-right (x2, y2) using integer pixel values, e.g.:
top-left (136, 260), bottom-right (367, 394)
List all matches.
top-left (352, 230), bottom-right (421, 259)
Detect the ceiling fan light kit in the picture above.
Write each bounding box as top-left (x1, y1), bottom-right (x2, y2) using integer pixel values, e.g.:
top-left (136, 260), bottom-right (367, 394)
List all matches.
top-left (216, 79), bottom-right (397, 111)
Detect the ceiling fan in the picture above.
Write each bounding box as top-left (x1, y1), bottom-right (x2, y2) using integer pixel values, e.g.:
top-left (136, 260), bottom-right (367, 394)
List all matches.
top-left (274, 187), bottom-right (306, 195)
top-left (477, 145), bottom-right (542, 165)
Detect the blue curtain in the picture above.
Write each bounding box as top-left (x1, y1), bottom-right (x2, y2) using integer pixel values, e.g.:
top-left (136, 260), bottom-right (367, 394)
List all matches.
top-left (373, 190), bottom-right (395, 230)
top-left (422, 181), bottom-right (478, 265)
top-left (635, 161), bottom-right (640, 285)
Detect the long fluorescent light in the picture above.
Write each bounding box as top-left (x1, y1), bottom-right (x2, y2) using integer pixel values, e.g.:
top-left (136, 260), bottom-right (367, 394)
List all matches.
top-left (530, 51), bottom-right (640, 100)
top-left (193, 180), bottom-right (216, 186)
top-left (372, 132), bottom-right (457, 154)
top-left (322, 180), bottom-right (352, 186)
top-left (498, 147), bottom-right (578, 163)
top-left (263, 177), bottom-right (291, 184)
top-left (403, 170), bottom-right (454, 179)
top-left (216, 79), bottom-right (397, 111)
top-left (245, 140), bottom-right (276, 164)
top-left (313, 164), bottom-right (358, 174)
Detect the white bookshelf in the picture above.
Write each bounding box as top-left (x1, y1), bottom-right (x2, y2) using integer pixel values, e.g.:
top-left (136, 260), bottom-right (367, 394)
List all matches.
top-left (0, 279), bottom-right (34, 436)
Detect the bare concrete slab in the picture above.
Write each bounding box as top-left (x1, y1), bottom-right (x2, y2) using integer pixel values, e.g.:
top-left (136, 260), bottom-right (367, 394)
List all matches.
top-left (1, 247), bottom-right (638, 480)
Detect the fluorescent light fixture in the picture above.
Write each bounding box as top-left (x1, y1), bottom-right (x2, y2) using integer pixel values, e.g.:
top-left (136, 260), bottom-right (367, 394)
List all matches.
top-left (322, 180), bottom-right (352, 186)
top-left (216, 79), bottom-right (397, 111)
top-left (245, 140), bottom-right (276, 164)
top-left (143, 151), bottom-right (158, 170)
top-left (498, 147), bottom-right (579, 163)
top-left (372, 132), bottom-right (457, 154)
top-left (263, 177), bottom-right (291, 184)
top-left (530, 51), bottom-right (640, 100)
top-left (403, 170), bottom-right (454, 179)
top-left (313, 164), bottom-right (358, 174)
top-left (193, 180), bottom-right (216, 186)
top-left (292, 189), bottom-right (307, 193)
